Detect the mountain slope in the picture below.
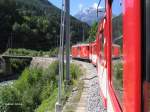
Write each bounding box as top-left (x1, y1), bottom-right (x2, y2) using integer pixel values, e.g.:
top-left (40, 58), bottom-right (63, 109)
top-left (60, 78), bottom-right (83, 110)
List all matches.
top-left (0, 0), bottom-right (90, 53)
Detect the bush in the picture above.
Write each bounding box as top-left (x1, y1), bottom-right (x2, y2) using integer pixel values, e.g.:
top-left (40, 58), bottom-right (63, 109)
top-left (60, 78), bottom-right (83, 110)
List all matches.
top-left (36, 89), bottom-right (58, 112)
top-left (113, 62), bottom-right (123, 88)
top-left (0, 61), bottom-right (83, 112)
top-left (10, 59), bottom-right (31, 73)
top-left (70, 63), bottom-right (82, 80)
top-left (0, 86), bottom-right (22, 112)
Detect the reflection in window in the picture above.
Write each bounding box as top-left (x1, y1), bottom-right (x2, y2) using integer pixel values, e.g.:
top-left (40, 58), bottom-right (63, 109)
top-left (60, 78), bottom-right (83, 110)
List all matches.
top-left (112, 0), bottom-right (123, 108)
top-left (100, 32), bottom-right (105, 59)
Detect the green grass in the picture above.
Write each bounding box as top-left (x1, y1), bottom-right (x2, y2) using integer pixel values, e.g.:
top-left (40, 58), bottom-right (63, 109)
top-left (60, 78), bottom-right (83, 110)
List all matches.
top-left (35, 88), bottom-right (58, 112)
top-left (0, 61), bottom-right (83, 112)
top-left (63, 80), bottom-right (84, 112)
top-left (113, 62), bottom-right (123, 90)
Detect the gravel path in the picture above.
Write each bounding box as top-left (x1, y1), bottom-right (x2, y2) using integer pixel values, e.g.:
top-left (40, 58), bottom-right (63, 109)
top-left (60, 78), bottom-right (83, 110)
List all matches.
top-left (73, 60), bottom-right (106, 112)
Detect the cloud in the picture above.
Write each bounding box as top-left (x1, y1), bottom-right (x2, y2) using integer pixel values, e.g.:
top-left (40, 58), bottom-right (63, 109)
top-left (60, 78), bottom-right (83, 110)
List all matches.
top-left (79, 4), bottom-right (83, 11)
top-left (92, 2), bottom-right (103, 9)
top-left (92, 3), bottom-right (98, 9)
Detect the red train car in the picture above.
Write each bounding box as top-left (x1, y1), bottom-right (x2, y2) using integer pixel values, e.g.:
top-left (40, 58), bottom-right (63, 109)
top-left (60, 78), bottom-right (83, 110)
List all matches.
top-left (71, 44), bottom-right (89, 60)
top-left (71, 0), bottom-right (149, 111)
top-left (96, 0), bottom-right (144, 112)
top-left (71, 45), bottom-right (80, 58)
top-left (89, 41), bottom-right (97, 65)
top-left (79, 44), bottom-right (89, 60)
top-left (112, 44), bottom-right (120, 58)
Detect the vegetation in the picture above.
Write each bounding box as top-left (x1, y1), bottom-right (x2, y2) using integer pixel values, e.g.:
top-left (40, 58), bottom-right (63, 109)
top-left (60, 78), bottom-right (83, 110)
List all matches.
top-left (10, 59), bottom-right (31, 73)
top-left (0, 61), bottom-right (83, 112)
top-left (63, 80), bottom-right (84, 112)
top-left (4, 48), bottom-right (59, 57)
top-left (113, 62), bottom-right (123, 90)
top-left (0, 0), bottom-right (90, 53)
top-left (86, 21), bottom-right (98, 43)
top-left (112, 14), bottom-right (122, 39)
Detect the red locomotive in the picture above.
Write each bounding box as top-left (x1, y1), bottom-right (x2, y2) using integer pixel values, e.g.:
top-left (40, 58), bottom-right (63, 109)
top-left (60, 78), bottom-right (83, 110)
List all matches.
top-left (71, 0), bottom-right (149, 111)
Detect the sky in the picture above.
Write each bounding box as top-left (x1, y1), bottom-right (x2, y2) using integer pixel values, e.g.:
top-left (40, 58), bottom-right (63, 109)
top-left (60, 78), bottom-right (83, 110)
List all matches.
top-left (48, 0), bottom-right (105, 16)
top-left (48, 0), bottom-right (122, 16)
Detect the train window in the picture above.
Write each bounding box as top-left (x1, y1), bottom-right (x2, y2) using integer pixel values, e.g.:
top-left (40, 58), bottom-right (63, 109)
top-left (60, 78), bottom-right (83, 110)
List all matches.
top-left (101, 32), bottom-right (105, 58)
top-left (112, 0), bottom-right (123, 107)
top-left (143, 0), bottom-right (150, 111)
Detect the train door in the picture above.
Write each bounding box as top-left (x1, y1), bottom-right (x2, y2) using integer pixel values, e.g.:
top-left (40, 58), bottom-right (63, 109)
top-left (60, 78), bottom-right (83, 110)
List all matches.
top-left (142, 0), bottom-right (150, 112)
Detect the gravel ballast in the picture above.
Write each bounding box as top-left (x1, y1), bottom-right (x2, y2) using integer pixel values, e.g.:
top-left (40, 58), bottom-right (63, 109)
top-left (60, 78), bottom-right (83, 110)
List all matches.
top-left (73, 60), bottom-right (106, 112)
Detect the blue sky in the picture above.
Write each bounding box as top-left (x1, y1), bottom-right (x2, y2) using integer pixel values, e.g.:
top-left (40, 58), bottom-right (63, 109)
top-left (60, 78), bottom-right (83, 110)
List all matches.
top-left (48, 0), bottom-right (122, 16)
top-left (48, 0), bottom-right (105, 15)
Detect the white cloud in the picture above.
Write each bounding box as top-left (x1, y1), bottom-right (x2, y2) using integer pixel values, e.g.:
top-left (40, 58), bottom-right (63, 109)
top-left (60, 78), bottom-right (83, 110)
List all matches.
top-left (92, 3), bottom-right (98, 9)
top-left (79, 4), bottom-right (83, 11)
top-left (92, 2), bottom-right (103, 9)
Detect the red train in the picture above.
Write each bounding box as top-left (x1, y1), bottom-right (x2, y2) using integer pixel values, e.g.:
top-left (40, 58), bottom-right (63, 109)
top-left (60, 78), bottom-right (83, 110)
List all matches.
top-left (72, 0), bottom-right (149, 112)
top-left (72, 42), bottom-right (119, 66)
top-left (71, 44), bottom-right (89, 60)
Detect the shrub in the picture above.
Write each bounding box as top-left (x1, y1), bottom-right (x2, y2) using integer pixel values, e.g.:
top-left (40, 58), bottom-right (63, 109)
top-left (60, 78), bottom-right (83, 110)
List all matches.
top-left (70, 63), bottom-right (82, 80)
top-left (0, 61), bottom-right (83, 112)
top-left (0, 86), bottom-right (22, 112)
top-left (10, 59), bottom-right (31, 73)
top-left (113, 62), bottom-right (123, 88)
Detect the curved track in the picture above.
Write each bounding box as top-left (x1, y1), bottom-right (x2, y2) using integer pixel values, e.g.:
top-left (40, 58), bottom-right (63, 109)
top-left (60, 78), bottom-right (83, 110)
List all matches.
top-left (73, 60), bottom-right (106, 112)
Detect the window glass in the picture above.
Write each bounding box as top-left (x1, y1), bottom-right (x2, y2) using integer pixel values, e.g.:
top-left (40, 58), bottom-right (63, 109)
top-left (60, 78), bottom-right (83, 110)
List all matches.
top-left (100, 32), bottom-right (105, 58)
top-left (112, 0), bottom-right (123, 107)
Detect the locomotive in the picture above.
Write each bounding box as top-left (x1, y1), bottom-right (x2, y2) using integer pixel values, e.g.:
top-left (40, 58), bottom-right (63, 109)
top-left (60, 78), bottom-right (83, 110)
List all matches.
top-left (71, 0), bottom-right (149, 112)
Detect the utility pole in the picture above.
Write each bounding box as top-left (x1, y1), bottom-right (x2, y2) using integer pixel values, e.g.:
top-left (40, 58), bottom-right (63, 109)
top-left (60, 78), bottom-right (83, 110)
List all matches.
top-left (64, 0), bottom-right (70, 82)
top-left (55, 0), bottom-right (65, 111)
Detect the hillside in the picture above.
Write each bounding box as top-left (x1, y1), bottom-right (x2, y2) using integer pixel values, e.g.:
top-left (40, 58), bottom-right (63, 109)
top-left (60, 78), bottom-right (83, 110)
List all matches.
top-left (0, 0), bottom-right (90, 53)
top-left (112, 14), bottom-right (122, 39)
top-left (112, 14), bottom-right (122, 47)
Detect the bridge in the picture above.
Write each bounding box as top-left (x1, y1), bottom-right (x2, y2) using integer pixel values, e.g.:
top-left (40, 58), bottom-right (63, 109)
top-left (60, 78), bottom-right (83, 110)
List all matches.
top-left (1, 55), bottom-right (32, 60)
top-left (0, 55), bottom-right (33, 75)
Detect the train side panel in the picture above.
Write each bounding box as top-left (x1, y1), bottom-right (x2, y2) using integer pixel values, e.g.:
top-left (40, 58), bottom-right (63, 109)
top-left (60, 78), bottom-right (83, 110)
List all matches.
top-left (90, 42), bottom-right (97, 66)
top-left (79, 44), bottom-right (89, 60)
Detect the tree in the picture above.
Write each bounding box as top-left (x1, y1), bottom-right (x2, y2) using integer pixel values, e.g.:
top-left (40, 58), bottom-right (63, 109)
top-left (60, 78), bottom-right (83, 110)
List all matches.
top-left (86, 21), bottom-right (98, 42)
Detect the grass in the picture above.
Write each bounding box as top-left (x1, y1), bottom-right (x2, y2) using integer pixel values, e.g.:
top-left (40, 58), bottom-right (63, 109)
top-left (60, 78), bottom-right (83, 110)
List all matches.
top-left (0, 61), bottom-right (84, 112)
top-left (63, 80), bottom-right (84, 112)
top-left (35, 88), bottom-right (58, 112)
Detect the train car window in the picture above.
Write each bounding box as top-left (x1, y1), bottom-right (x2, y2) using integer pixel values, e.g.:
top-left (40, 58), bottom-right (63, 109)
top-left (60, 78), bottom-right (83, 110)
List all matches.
top-left (101, 32), bottom-right (105, 58)
top-left (143, 0), bottom-right (150, 111)
top-left (111, 0), bottom-right (123, 107)
top-left (145, 0), bottom-right (150, 83)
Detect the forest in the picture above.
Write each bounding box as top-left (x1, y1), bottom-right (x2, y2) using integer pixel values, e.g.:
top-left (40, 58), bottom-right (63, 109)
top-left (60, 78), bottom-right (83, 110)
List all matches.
top-left (0, 0), bottom-right (90, 53)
